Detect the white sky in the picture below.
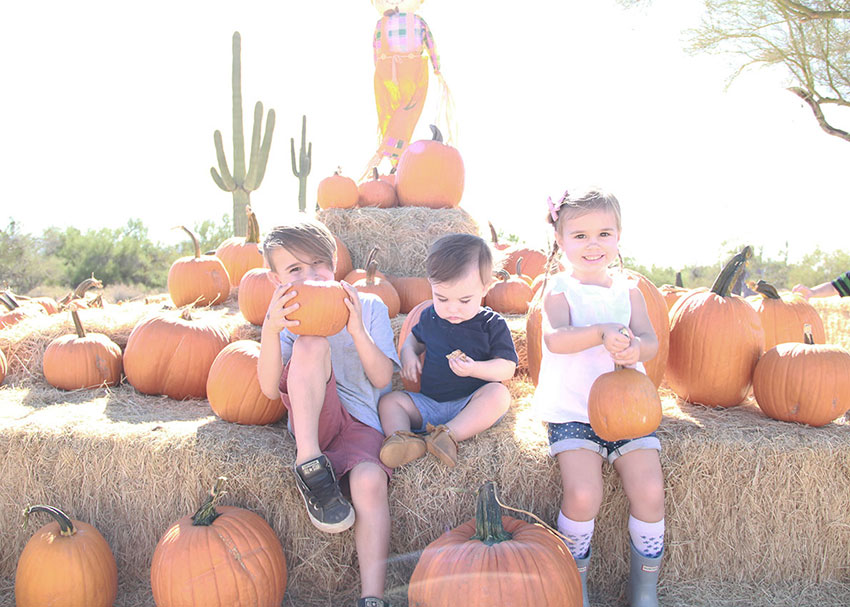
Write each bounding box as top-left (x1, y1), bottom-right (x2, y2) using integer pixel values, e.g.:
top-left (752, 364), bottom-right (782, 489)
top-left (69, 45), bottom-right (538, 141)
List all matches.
top-left (3, 0), bottom-right (848, 267)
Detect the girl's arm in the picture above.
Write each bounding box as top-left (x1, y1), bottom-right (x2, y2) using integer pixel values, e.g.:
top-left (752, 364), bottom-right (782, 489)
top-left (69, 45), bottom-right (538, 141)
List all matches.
top-left (542, 289), bottom-right (624, 354)
top-left (612, 288), bottom-right (659, 367)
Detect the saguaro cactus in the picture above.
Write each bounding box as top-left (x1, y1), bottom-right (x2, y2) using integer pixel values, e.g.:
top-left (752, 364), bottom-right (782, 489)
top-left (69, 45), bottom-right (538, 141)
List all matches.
top-left (211, 31), bottom-right (275, 237)
top-left (290, 115), bottom-right (312, 213)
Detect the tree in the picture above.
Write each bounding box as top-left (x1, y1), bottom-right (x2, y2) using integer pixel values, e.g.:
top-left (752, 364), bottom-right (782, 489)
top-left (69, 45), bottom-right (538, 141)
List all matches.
top-left (687, 0), bottom-right (850, 142)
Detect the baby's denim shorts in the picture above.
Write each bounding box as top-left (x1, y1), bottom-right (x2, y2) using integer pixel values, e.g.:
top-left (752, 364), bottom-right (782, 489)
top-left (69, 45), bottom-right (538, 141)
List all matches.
top-left (547, 421), bottom-right (661, 464)
top-left (406, 391), bottom-right (474, 433)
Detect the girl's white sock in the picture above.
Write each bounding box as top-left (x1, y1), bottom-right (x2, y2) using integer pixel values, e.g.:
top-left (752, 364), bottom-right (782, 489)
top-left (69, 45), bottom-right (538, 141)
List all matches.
top-left (557, 511), bottom-right (594, 559)
top-left (628, 515), bottom-right (665, 558)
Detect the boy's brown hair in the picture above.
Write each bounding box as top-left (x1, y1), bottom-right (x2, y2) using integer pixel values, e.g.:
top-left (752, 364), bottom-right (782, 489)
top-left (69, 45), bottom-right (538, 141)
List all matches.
top-left (262, 218), bottom-right (337, 273)
top-left (426, 233), bottom-right (493, 286)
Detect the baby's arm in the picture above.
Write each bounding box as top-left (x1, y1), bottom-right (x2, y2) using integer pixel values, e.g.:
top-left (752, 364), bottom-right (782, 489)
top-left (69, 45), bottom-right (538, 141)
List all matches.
top-left (613, 288), bottom-right (659, 367)
top-left (448, 356), bottom-right (515, 381)
top-left (542, 289), bottom-right (625, 355)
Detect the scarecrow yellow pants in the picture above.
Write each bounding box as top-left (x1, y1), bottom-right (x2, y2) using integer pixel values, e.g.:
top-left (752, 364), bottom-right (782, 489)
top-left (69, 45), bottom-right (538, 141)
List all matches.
top-left (372, 54), bottom-right (429, 167)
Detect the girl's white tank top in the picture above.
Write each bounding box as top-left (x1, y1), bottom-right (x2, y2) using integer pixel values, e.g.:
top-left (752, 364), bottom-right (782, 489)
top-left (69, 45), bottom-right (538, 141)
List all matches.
top-left (532, 272), bottom-right (645, 423)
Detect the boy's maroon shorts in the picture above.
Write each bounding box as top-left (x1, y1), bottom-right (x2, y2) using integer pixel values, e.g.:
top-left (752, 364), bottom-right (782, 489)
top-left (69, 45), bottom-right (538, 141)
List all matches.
top-left (280, 364), bottom-right (392, 481)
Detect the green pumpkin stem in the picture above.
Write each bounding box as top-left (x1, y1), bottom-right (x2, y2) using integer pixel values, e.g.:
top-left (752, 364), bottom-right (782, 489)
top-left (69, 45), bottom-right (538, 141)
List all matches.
top-left (372, 167), bottom-right (380, 181)
top-left (710, 246), bottom-right (752, 297)
top-left (71, 309), bottom-right (86, 338)
top-left (754, 280), bottom-right (781, 300)
top-left (470, 481), bottom-right (513, 545)
top-left (246, 206), bottom-right (261, 244)
top-left (0, 292), bottom-right (19, 311)
top-left (175, 225), bottom-right (202, 259)
top-left (73, 276), bottom-right (103, 299)
top-left (23, 505), bottom-right (76, 537)
top-left (192, 476), bottom-right (228, 526)
top-left (675, 271), bottom-right (683, 288)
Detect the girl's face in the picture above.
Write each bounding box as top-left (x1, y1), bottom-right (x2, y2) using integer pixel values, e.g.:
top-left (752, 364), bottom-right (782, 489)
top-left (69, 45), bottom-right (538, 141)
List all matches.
top-left (555, 209), bottom-right (621, 283)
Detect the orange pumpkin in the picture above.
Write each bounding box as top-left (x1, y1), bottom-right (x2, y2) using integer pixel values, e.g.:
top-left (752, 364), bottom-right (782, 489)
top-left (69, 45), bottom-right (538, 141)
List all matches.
top-left (238, 267), bottom-right (277, 326)
top-left (317, 168), bottom-right (358, 209)
top-left (286, 280), bottom-right (350, 336)
top-left (624, 269), bottom-right (670, 388)
top-left (42, 310), bottom-right (123, 390)
top-left (4, 290), bottom-right (60, 315)
top-left (747, 280), bottom-right (825, 351)
top-left (659, 284), bottom-right (689, 312)
top-left (124, 309), bottom-right (230, 399)
top-left (151, 477), bottom-right (287, 607)
top-left (501, 246), bottom-right (549, 279)
top-left (484, 269), bottom-right (533, 315)
top-left (358, 167), bottom-right (398, 208)
top-left (333, 234), bottom-right (354, 282)
top-left (207, 341), bottom-right (287, 425)
top-left (343, 246), bottom-right (387, 284)
top-left (667, 247), bottom-right (764, 407)
top-left (398, 299), bottom-right (432, 392)
top-left (396, 125), bottom-right (464, 208)
top-left (388, 275), bottom-right (432, 314)
top-left (215, 205), bottom-right (264, 287)
top-left (353, 260), bottom-right (401, 318)
top-left (408, 481), bottom-right (582, 607)
top-left (15, 505), bottom-right (117, 607)
top-left (526, 291), bottom-right (544, 386)
top-left (0, 292), bottom-right (45, 329)
top-left (168, 226), bottom-right (231, 307)
top-left (753, 324), bottom-right (850, 427)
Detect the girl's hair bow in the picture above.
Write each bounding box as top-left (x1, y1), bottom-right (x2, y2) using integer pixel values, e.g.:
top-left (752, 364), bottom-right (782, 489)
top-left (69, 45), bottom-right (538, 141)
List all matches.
top-left (547, 190), bottom-right (569, 221)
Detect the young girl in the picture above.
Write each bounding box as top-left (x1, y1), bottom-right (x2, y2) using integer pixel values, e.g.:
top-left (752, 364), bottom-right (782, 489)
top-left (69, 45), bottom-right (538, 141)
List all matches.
top-left (533, 189), bottom-right (664, 607)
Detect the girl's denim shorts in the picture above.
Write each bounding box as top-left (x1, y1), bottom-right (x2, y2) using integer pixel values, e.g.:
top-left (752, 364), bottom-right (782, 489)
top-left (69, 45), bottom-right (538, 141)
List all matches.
top-left (547, 421), bottom-right (660, 464)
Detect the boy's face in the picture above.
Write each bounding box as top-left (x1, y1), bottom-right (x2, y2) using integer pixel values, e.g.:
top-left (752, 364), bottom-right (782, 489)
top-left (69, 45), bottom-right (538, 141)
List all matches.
top-left (429, 263), bottom-right (487, 324)
top-left (267, 246), bottom-right (335, 285)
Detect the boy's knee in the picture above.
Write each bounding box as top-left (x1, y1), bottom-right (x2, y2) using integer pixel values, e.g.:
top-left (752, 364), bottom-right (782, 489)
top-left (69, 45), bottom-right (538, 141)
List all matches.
top-left (292, 335), bottom-right (329, 357)
top-left (350, 463), bottom-right (389, 502)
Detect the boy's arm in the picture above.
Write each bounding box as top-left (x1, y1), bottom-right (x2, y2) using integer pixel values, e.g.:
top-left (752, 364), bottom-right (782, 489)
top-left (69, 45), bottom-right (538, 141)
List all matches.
top-left (257, 284), bottom-right (299, 399)
top-left (343, 282), bottom-right (395, 389)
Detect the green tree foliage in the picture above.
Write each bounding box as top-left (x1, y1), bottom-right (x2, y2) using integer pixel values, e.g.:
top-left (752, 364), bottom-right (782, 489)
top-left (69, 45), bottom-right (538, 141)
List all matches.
top-left (0, 220), bottom-right (63, 292)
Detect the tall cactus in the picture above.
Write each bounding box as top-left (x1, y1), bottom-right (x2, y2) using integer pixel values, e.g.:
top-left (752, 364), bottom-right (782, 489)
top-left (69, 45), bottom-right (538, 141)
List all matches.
top-left (211, 31), bottom-right (275, 237)
top-left (290, 115), bottom-right (312, 213)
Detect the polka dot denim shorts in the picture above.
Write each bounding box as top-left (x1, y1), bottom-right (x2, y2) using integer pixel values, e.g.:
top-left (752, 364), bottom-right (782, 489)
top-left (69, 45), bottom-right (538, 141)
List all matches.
top-left (547, 421), bottom-right (661, 464)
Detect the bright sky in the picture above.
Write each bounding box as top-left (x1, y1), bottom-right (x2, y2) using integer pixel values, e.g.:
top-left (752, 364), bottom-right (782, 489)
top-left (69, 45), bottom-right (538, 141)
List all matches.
top-left (3, 0), bottom-right (848, 268)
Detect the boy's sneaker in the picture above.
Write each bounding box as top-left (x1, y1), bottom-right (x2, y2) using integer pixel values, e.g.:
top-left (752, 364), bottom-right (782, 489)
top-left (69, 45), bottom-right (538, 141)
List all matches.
top-left (379, 431), bottom-right (426, 468)
top-left (356, 598), bottom-right (389, 607)
top-left (424, 423), bottom-right (458, 468)
top-left (293, 455), bottom-right (355, 533)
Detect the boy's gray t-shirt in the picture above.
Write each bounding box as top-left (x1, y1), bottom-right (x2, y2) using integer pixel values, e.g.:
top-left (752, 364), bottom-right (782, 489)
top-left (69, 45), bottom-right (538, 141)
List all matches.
top-left (278, 292), bottom-right (401, 432)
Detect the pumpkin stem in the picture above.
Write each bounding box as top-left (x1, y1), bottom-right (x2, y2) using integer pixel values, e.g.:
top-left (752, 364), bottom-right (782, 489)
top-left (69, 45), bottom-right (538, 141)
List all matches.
top-left (245, 205), bottom-right (261, 244)
top-left (613, 327), bottom-right (631, 371)
top-left (23, 505), bottom-right (76, 537)
top-left (470, 481), bottom-right (513, 545)
top-left (70, 309), bottom-right (86, 338)
top-left (710, 246), bottom-right (752, 297)
top-left (365, 259), bottom-right (379, 285)
top-left (488, 221), bottom-right (500, 246)
top-left (0, 292), bottom-right (19, 311)
top-left (175, 225), bottom-right (202, 259)
top-left (365, 246), bottom-right (380, 272)
top-left (73, 275), bottom-right (103, 299)
top-left (754, 279), bottom-right (781, 300)
top-left (191, 476), bottom-right (228, 526)
top-left (494, 269), bottom-right (510, 283)
top-left (372, 167), bottom-right (379, 181)
top-left (675, 271), bottom-right (683, 288)
top-left (180, 309), bottom-right (194, 321)
top-left (429, 124), bottom-right (443, 143)
top-left (515, 257), bottom-right (524, 277)
top-left (803, 323), bottom-right (814, 345)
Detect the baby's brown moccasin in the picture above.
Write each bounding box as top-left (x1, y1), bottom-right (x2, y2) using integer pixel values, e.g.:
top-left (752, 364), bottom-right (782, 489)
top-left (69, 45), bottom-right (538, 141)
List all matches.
top-left (424, 423), bottom-right (458, 468)
top-left (379, 431), bottom-right (426, 468)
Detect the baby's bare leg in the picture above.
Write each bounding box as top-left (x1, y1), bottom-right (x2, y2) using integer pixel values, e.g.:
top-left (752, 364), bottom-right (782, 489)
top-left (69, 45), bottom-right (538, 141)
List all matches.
top-left (445, 382), bottom-right (511, 441)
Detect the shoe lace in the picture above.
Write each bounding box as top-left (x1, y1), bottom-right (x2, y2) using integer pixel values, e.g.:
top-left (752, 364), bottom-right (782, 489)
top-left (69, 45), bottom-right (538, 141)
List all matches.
top-left (306, 471), bottom-right (340, 507)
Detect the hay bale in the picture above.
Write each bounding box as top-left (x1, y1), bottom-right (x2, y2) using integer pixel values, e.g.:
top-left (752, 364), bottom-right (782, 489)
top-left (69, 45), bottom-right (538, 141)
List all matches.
top-left (318, 207), bottom-right (480, 277)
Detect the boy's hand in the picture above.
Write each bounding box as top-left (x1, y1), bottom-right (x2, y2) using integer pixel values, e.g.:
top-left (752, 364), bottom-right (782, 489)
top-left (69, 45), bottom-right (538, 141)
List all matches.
top-left (600, 324), bottom-right (630, 354)
top-left (341, 281), bottom-right (366, 340)
top-left (262, 283), bottom-right (300, 335)
top-left (400, 349), bottom-right (422, 382)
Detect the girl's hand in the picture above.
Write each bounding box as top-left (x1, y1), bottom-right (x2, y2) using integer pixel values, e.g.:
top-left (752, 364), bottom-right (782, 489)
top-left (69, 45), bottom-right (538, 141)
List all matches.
top-left (448, 354), bottom-right (475, 378)
top-left (400, 350), bottom-right (422, 382)
top-left (341, 281), bottom-right (366, 339)
top-left (612, 339), bottom-right (641, 367)
top-left (600, 324), bottom-right (631, 354)
top-left (262, 283), bottom-right (300, 335)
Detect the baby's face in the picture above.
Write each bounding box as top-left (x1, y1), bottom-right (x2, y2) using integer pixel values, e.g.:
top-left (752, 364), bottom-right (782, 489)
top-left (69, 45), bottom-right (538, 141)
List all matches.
top-left (429, 263), bottom-right (487, 324)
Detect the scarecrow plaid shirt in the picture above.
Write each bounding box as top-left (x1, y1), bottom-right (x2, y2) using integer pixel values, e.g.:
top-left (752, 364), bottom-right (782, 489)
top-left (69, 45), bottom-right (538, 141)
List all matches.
top-left (833, 271), bottom-right (850, 297)
top-left (373, 11), bottom-right (440, 72)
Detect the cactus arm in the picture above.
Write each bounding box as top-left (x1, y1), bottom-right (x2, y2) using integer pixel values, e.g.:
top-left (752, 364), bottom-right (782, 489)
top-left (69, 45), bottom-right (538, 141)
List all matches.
top-left (290, 138), bottom-right (299, 176)
top-left (254, 108), bottom-right (275, 185)
top-left (212, 130), bottom-right (236, 191)
top-left (211, 167), bottom-right (230, 191)
top-left (231, 32), bottom-right (246, 184)
top-left (245, 105), bottom-right (275, 190)
top-left (305, 141), bottom-right (312, 174)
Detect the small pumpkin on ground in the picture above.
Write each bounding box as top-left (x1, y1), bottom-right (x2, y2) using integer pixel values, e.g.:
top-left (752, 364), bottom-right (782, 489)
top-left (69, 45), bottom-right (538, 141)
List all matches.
top-left (123, 309), bottom-right (230, 399)
top-left (358, 167), bottom-right (398, 208)
top-left (151, 477), bottom-right (287, 607)
top-left (408, 481), bottom-right (582, 607)
top-left (238, 267), bottom-right (277, 326)
top-left (747, 279), bottom-right (825, 351)
top-left (396, 124), bottom-right (464, 208)
top-left (388, 274), bottom-right (432, 314)
top-left (484, 269), bottom-right (533, 315)
top-left (168, 226), bottom-right (231, 307)
top-left (753, 323), bottom-right (850, 427)
top-left (318, 167), bottom-right (359, 209)
top-left (43, 310), bottom-right (123, 390)
top-left (15, 504), bottom-right (118, 607)
top-left (353, 259), bottom-right (401, 318)
top-left (501, 246), bottom-right (549, 280)
top-left (215, 205), bottom-right (265, 287)
top-left (285, 279), bottom-right (350, 336)
top-left (398, 299), bottom-right (432, 392)
top-left (207, 341), bottom-right (287, 425)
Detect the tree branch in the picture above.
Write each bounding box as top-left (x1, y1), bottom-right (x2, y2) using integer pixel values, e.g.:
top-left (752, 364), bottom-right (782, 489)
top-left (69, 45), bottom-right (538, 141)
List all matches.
top-left (775, 0), bottom-right (850, 20)
top-left (788, 86), bottom-right (850, 141)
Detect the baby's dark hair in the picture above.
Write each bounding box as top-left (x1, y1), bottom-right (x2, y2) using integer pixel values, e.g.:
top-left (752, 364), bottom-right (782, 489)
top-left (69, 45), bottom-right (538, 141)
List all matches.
top-left (262, 218), bottom-right (336, 273)
top-left (426, 233), bottom-right (493, 286)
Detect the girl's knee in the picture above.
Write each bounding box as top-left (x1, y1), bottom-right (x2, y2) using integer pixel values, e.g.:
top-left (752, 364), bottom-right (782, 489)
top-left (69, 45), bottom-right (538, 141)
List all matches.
top-left (629, 484), bottom-right (665, 517)
top-left (561, 483), bottom-right (602, 518)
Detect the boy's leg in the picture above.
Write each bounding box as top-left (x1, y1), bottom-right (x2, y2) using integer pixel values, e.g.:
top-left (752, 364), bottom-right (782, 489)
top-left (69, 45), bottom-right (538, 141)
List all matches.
top-left (348, 461), bottom-right (391, 601)
top-left (378, 391), bottom-right (426, 468)
top-left (287, 336), bottom-right (332, 465)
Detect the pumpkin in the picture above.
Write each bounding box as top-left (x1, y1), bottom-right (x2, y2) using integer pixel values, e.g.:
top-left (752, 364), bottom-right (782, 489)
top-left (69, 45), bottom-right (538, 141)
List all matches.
top-left (15, 505), bottom-right (118, 607)
top-left (124, 309), bottom-right (230, 399)
top-left (398, 299), bottom-right (432, 392)
top-left (238, 267), bottom-right (277, 326)
top-left (333, 234), bottom-right (354, 282)
top-left (396, 125), bottom-right (464, 208)
top-left (667, 247), bottom-right (764, 407)
top-left (0, 291), bottom-right (46, 329)
top-left (3, 290), bottom-right (59, 315)
top-left (358, 167), bottom-right (398, 208)
top-left (207, 340), bottom-right (287, 425)
top-left (343, 246), bottom-right (387, 284)
top-left (57, 276), bottom-right (103, 310)
top-left (317, 168), bottom-right (358, 209)
top-left (408, 481), bottom-right (582, 607)
top-left (526, 291), bottom-right (544, 385)
top-left (515, 257), bottom-right (534, 286)
top-left (168, 226), bottom-right (231, 307)
top-left (43, 310), bottom-right (123, 390)
top-left (378, 168), bottom-right (397, 187)
top-left (501, 247), bottom-right (549, 279)
top-left (353, 259), bottom-right (401, 318)
top-left (215, 205), bottom-right (264, 287)
top-left (388, 275), bottom-right (432, 314)
top-left (151, 477), bottom-right (287, 607)
top-left (285, 280), bottom-right (350, 336)
top-left (659, 284), bottom-right (690, 312)
top-left (624, 269), bottom-right (670, 388)
top-left (753, 323), bottom-right (850, 426)
top-left (747, 280), bottom-right (825, 351)
top-left (484, 269), bottom-right (533, 315)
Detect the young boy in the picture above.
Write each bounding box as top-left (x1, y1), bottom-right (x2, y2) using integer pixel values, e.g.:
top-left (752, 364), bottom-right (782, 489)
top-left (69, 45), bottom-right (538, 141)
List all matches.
top-left (257, 217), bottom-right (400, 607)
top-left (378, 233), bottom-right (518, 468)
